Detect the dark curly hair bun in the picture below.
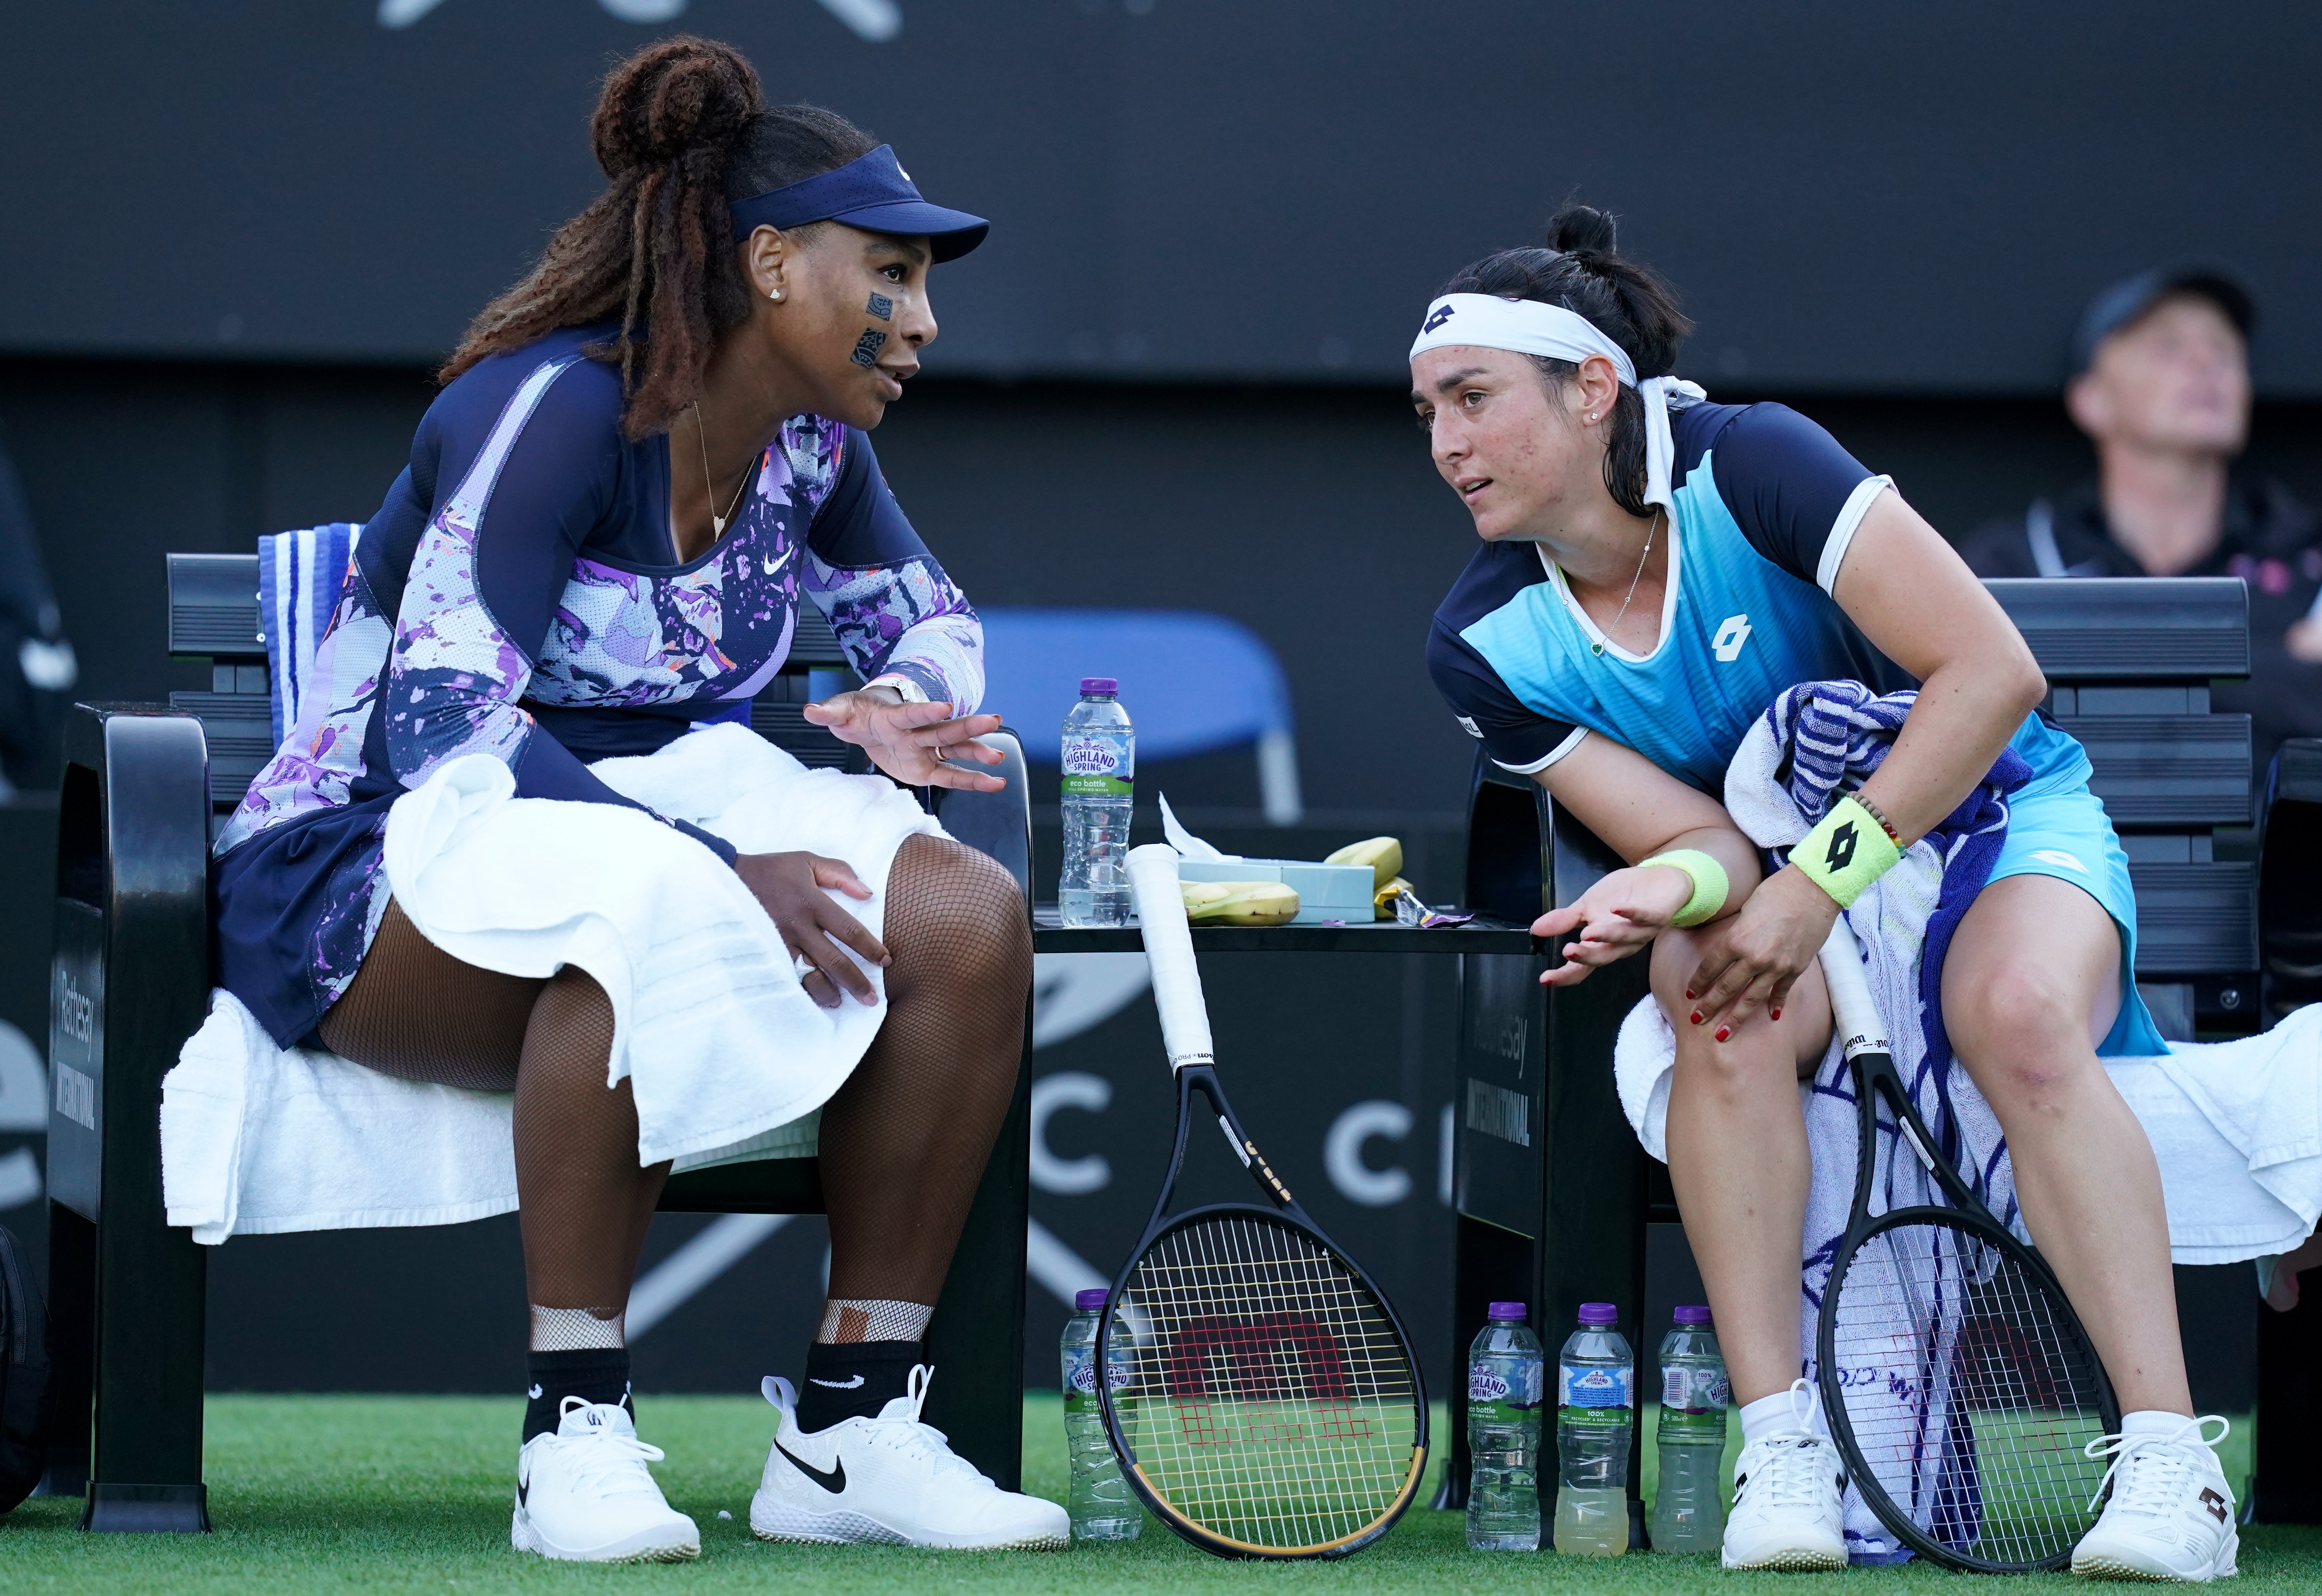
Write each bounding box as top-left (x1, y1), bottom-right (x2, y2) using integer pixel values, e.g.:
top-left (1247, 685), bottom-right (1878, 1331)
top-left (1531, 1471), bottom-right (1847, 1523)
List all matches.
top-left (1546, 203), bottom-right (1620, 259)
top-left (591, 35), bottom-right (762, 179)
top-left (440, 38), bottom-right (877, 442)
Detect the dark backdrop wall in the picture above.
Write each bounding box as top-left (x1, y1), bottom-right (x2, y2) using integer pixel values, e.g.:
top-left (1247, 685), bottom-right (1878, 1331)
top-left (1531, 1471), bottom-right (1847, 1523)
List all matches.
top-left (2, 2), bottom-right (2319, 394)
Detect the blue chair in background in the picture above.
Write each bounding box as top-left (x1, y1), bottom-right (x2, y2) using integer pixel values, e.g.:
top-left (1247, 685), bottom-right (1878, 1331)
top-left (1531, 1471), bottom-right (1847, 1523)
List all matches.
top-left (976, 608), bottom-right (1303, 824)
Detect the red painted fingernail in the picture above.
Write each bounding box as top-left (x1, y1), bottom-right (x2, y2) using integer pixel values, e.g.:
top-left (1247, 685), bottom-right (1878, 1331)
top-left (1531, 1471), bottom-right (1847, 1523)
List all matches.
top-left (1770, 1006), bottom-right (1783, 1021)
top-left (1684, 989), bottom-right (1696, 1000)
top-left (1689, 1010), bottom-right (1704, 1026)
top-left (1715, 1026), bottom-right (1732, 1043)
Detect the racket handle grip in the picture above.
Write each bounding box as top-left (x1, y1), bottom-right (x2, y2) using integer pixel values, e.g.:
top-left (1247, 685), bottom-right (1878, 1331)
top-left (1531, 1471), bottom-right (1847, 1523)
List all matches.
top-left (1127, 843), bottom-right (1216, 1071)
top-left (1817, 915), bottom-right (1889, 1059)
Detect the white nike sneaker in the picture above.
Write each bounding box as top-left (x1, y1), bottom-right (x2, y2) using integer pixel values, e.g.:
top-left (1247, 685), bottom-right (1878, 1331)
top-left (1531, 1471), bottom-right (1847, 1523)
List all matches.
top-left (751, 1366), bottom-right (1070, 1550)
top-left (1722, 1383), bottom-right (1847, 1571)
top-left (512, 1397), bottom-right (700, 1563)
top-left (2071, 1416), bottom-right (2240, 1582)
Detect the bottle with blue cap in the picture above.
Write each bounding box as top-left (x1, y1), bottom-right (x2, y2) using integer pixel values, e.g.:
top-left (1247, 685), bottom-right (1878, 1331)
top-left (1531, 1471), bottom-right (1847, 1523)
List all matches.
top-left (1060, 1287), bottom-right (1140, 1541)
top-left (1554, 1302), bottom-right (1633, 1556)
top-left (1465, 1301), bottom-right (1544, 1550)
top-left (1059, 678), bottom-right (1133, 927)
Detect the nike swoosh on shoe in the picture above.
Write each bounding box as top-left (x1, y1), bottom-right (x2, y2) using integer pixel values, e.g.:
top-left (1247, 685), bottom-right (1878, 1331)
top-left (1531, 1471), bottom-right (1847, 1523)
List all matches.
top-left (811, 1375), bottom-right (865, 1389)
top-left (774, 1439), bottom-right (846, 1495)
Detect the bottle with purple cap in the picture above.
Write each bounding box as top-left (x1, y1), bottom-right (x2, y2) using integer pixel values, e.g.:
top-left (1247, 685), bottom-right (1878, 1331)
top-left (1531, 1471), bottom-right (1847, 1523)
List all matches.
top-left (1554, 1302), bottom-right (1633, 1556)
top-left (1465, 1301), bottom-right (1543, 1549)
top-left (1060, 1287), bottom-right (1141, 1540)
top-left (1059, 678), bottom-right (1133, 927)
top-left (1650, 1304), bottom-right (1728, 1553)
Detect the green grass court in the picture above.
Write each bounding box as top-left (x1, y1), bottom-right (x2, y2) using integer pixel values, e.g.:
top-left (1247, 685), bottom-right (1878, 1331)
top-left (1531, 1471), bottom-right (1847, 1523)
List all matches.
top-left (2, 1396), bottom-right (2314, 1592)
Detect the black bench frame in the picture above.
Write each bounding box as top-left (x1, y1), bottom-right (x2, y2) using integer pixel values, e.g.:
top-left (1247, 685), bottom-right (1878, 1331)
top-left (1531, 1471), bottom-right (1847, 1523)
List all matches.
top-left (40, 553), bottom-right (1036, 1530)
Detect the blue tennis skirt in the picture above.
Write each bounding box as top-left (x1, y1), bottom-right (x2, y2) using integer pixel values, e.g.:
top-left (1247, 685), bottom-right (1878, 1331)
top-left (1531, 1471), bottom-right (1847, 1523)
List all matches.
top-left (1996, 717), bottom-right (2170, 1058)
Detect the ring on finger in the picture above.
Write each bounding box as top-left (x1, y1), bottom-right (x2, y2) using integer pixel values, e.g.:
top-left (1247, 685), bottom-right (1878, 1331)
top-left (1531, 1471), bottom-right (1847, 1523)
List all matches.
top-left (932, 743), bottom-right (950, 764)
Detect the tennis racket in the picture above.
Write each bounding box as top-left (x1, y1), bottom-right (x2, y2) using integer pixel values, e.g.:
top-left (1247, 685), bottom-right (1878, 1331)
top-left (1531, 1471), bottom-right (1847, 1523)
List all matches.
top-left (1094, 843), bottom-right (1427, 1560)
top-left (1815, 915), bottom-right (2119, 1572)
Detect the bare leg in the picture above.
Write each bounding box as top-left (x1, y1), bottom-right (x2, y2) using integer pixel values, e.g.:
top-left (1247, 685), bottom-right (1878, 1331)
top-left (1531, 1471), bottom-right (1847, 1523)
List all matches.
top-left (1654, 929), bottom-right (1835, 1406)
top-left (1941, 873), bottom-right (2190, 1416)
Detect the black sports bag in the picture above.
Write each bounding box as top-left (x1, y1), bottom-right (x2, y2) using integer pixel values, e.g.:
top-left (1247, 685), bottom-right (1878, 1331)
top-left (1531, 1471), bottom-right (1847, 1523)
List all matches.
top-left (0, 1221), bottom-right (50, 1511)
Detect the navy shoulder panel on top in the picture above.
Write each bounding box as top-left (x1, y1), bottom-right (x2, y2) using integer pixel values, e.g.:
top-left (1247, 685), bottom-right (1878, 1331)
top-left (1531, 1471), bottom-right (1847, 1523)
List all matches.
top-left (1670, 401), bottom-right (1882, 589)
top-left (1427, 540), bottom-right (1582, 773)
top-left (809, 425), bottom-right (931, 568)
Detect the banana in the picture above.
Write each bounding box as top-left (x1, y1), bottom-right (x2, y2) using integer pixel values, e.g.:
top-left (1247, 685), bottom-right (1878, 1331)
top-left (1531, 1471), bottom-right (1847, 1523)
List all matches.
top-left (1326, 836), bottom-right (1404, 892)
top-left (1373, 875), bottom-right (1414, 920)
top-left (1180, 880), bottom-right (1300, 927)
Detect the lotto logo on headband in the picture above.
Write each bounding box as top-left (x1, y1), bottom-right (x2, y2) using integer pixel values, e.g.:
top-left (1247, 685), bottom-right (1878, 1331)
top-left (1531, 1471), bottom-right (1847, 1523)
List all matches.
top-left (1422, 303), bottom-right (1456, 334)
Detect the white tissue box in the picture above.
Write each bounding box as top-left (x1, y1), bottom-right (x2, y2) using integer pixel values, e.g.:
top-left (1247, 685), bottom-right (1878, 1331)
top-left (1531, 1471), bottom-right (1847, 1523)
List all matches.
top-left (1177, 858), bottom-right (1375, 925)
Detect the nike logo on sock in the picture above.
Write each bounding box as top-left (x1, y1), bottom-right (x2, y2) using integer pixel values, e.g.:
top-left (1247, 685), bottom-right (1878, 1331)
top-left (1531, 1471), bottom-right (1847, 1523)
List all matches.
top-left (774, 1438), bottom-right (847, 1495)
top-left (527, 1385), bottom-right (543, 1400)
top-left (810, 1375), bottom-right (866, 1389)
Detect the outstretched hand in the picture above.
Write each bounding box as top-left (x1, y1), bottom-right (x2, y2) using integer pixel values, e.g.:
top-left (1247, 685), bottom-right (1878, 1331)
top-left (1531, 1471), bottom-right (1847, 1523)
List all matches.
top-left (1530, 864), bottom-right (1694, 987)
top-left (802, 689), bottom-right (1007, 791)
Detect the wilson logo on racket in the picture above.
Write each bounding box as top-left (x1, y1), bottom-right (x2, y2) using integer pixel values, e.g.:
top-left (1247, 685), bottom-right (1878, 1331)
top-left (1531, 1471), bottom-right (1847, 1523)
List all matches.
top-left (1823, 820), bottom-right (1858, 873)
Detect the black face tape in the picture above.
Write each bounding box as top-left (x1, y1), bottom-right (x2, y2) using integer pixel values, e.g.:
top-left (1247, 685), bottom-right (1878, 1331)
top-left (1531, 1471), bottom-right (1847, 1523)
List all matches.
top-left (851, 328), bottom-right (889, 368)
top-left (866, 292), bottom-right (893, 321)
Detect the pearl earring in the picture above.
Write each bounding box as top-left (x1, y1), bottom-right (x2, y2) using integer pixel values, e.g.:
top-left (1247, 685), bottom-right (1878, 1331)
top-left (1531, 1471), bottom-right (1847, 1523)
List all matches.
top-left (768, 287), bottom-right (784, 302)
top-left (1587, 411), bottom-right (1599, 422)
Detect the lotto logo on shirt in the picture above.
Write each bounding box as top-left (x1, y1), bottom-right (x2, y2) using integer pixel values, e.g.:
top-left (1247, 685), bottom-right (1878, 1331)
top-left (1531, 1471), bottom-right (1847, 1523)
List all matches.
top-left (1711, 614), bottom-right (1753, 662)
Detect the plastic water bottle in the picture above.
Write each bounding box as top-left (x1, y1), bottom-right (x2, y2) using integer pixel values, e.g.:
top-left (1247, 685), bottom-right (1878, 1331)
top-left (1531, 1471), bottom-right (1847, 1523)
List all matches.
top-left (1650, 1306), bottom-right (1729, 1554)
top-left (1465, 1301), bottom-right (1544, 1550)
top-left (1061, 1288), bottom-right (1140, 1541)
top-left (1059, 679), bottom-right (1133, 928)
top-left (1553, 1302), bottom-right (1634, 1556)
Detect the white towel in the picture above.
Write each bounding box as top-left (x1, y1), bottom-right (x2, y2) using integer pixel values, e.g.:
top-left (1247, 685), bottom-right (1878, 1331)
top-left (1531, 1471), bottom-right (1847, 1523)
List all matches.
top-left (164, 722), bottom-right (938, 1242)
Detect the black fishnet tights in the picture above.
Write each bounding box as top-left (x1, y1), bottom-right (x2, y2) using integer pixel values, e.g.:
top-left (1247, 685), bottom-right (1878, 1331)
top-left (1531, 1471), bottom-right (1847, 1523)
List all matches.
top-left (819, 833), bottom-right (1031, 1311)
top-left (314, 834), bottom-right (1029, 1333)
top-left (319, 903), bottom-right (665, 1318)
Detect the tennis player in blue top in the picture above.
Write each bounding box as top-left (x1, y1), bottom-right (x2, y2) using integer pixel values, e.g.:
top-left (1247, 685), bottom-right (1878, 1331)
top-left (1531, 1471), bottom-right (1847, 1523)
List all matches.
top-left (1419, 207), bottom-right (2235, 1581)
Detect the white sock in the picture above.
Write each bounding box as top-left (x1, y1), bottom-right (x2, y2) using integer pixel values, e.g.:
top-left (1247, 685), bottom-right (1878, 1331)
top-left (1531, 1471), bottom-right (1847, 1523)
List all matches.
top-left (531, 1304), bottom-right (625, 1351)
top-left (2119, 1409), bottom-right (2194, 1440)
top-left (1740, 1382), bottom-right (1828, 1448)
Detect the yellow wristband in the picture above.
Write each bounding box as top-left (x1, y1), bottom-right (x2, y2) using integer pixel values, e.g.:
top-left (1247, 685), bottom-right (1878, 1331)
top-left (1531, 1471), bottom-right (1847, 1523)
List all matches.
top-left (1639, 849), bottom-right (1730, 928)
top-left (1793, 795), bottom-right (1903, 909)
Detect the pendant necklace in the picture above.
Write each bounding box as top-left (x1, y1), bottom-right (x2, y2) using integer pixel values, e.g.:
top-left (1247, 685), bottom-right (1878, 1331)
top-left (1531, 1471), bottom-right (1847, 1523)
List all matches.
top-left (692, 401), bottom-right (755, 537)
top-left (1590, 508), bottom-right (1664, 658)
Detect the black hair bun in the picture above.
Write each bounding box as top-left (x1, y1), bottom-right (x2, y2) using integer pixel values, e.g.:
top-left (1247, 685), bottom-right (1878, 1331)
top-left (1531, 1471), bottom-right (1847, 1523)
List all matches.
top-left (592, 35), bottom-right (763, 180)
top-left (1548, 203), bottom-right (1620, 260)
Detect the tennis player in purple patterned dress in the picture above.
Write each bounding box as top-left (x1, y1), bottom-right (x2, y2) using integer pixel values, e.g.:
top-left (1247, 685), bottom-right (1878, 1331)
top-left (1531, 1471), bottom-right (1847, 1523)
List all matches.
top-left (208, 40), bottom-right (1066, 1561)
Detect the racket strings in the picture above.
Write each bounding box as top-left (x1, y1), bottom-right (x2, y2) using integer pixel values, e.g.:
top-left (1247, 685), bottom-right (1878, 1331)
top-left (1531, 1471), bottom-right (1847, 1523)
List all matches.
top-left (1108, 1213), bottom-right (1420, 1553)
top-left (1828, 1219), bottom-right (2111, 1570)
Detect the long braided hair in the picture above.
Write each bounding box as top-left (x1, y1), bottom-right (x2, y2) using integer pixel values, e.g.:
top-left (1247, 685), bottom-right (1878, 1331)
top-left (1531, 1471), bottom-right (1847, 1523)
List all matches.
top-left (439, 37), bottom-right (876, 441)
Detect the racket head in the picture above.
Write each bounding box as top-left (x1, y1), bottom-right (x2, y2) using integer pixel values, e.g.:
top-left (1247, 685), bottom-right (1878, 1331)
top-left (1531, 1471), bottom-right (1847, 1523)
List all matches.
top-left (1819, 1206), bottom-right (2121, 1573)
top-left (1096, 1203), bottom-right (1428, 1559)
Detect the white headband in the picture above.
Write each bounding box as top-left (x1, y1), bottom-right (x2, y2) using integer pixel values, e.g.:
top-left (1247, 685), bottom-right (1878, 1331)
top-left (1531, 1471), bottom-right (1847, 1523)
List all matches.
top-left (1410, 292), bottom-right (1706, 512)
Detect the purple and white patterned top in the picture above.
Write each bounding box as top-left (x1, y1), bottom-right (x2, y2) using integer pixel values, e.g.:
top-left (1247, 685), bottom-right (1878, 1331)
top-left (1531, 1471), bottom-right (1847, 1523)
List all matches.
top-left (211, 324), bottom-right (981, 1045)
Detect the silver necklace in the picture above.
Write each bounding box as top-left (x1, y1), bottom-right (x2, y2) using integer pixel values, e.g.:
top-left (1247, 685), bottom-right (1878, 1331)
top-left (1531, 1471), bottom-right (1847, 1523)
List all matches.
top-left (691, 401), bottom-right (754, 537)
top-left (1589, 509), bottom-right (1663, 658)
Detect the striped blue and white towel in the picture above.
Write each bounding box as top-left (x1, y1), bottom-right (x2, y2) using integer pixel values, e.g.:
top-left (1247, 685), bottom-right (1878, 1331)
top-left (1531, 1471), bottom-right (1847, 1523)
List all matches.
top-left (259, 521), bottom-right (361, 746)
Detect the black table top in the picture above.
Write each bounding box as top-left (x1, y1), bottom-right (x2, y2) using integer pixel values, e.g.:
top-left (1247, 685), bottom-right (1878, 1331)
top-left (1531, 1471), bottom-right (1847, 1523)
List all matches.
top-left (1030, 905), bottom-right (1540, 954)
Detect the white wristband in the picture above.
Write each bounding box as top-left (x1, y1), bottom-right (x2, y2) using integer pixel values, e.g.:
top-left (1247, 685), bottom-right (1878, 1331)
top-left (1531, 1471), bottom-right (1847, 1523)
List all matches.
top-left (866, 673), bottom-right (929, 705)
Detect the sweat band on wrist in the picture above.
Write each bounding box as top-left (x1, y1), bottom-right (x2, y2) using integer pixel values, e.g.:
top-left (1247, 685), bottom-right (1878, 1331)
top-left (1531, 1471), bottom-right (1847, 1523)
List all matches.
top-left (1640, 849), bottom-right (1730, 928)
top-left (1793, 795), bottom-right (1904, 909)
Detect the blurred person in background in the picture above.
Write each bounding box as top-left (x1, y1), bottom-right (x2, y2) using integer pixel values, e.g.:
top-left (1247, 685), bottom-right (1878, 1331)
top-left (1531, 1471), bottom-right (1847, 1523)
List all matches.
top-left (0, 429), bottom-right (79, 792)
top-left (1960, 268), bottom-right (2322, 773)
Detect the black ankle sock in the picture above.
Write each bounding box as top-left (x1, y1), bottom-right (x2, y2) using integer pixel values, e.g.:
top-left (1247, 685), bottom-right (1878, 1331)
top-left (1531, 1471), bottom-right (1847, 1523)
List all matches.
top-left (794, 1340), bottom-right (921, 1432)
top-left (524, 1348), bottom-right (632, 1442)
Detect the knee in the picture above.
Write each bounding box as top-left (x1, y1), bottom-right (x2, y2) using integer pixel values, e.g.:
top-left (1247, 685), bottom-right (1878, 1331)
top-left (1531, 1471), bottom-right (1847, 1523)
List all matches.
top-left (897, 840), bottom-right (1031, 995)
top-left (1953, 968), bottom-right (2091, 1106)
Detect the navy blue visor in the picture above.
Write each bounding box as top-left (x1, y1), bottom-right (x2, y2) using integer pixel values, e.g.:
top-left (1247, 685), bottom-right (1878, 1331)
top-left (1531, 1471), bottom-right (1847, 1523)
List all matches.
top-left (727, 145), bottom-right (987, 263)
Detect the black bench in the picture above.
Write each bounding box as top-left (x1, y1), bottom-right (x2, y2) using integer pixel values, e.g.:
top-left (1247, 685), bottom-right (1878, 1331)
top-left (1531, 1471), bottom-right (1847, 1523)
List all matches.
top-left (39, 550), bottom-right (1035, 1531)
top-left (1433, 576), bottom-right (2294, 1540)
